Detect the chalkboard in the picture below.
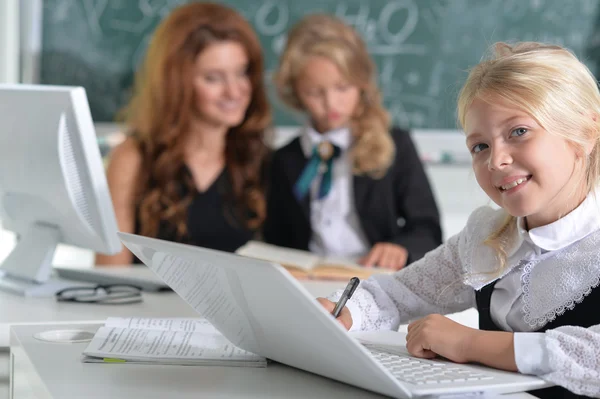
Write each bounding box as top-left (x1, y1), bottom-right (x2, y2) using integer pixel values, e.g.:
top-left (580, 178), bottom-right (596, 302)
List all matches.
top-left (40, 0), bottom-right (600, 129)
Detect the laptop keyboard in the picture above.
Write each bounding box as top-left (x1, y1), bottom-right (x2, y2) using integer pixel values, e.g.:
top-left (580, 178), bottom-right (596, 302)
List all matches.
top-left (367, 346), bottom-right (496, 386)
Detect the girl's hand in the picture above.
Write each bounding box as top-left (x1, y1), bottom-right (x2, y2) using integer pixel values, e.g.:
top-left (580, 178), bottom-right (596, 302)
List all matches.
top-left (406, 314), bottom-right (477, 363)
top-left (316, 297), bottom-right (353, 330)
top-left (360, 243), bottom-right (408, 270)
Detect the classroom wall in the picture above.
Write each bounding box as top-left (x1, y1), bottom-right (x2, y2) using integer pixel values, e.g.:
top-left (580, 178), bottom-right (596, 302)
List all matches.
top-left (0, 0), bottom-right (19, 83)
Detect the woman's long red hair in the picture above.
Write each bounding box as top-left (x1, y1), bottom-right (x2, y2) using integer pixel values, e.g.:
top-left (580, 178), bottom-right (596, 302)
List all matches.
top-left (121, 2), bottom-right (271, 239)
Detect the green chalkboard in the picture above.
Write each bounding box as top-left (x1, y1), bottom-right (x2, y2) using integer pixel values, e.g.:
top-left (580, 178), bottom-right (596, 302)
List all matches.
top-left (41, 0), bottom-right (600, 129)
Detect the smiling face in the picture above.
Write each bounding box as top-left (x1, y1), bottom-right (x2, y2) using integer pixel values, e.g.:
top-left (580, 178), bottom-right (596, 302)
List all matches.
top-left (294, 55), bottom-right (361, 133)
top-left (192, 41), bottom-right (251, 129)
top-left (465, 98), bottom-right (586, 228)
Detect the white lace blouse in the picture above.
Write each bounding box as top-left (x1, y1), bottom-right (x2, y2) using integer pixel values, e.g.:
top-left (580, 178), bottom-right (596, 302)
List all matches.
top-left (330, 191), bottom-right (600, 397)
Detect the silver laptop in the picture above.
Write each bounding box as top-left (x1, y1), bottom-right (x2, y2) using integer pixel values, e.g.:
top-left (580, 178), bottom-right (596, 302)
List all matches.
top-left (54, 266), bottom-right (171, 292)
top-left (117, 232), bottom-right (552, 398)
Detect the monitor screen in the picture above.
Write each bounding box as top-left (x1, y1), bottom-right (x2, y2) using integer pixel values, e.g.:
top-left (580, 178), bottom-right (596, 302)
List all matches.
top-left (0, 84), bottom-right (120, 296)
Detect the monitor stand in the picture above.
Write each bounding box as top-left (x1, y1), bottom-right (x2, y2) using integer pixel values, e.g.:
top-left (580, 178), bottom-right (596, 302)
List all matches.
top-left (0, 223), bottom-right (74, 297)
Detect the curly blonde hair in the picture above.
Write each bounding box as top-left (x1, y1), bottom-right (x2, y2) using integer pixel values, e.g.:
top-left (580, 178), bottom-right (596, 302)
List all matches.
top-left (274, 14), bottom-right (393, 177)
top-left (458, 42), bottom-right (600, 274)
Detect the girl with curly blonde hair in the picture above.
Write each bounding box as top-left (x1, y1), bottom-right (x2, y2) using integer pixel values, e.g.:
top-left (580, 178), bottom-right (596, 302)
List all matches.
top-left (264, 14), bottom-right (441, 270)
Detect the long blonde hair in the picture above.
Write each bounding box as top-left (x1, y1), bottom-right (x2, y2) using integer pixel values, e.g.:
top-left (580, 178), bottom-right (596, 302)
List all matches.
top-left (121, 2), bottom-right (271, 239)
top-left (274, 14), bottom-right (393, 177)
top-left (458, 42), bottom-right (600, 272)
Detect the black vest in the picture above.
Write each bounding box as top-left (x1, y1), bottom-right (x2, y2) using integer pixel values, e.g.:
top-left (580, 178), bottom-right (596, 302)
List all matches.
top-left (476, 281), bottom-right (600, 399)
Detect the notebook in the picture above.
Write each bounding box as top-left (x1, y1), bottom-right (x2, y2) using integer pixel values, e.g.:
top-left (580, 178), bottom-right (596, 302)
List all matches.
top-left (117, 232), bottom-right (552, 398)
top-left (81, 316), bottom-right (267, 367)
top-left (235, 241), bottom-right (391, 280)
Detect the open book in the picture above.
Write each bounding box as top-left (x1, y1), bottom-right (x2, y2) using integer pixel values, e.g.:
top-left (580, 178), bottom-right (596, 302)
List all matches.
top-left (235, 241), bottom-right (391, 280)
top-left (81, 317), bottom-right (267, 367)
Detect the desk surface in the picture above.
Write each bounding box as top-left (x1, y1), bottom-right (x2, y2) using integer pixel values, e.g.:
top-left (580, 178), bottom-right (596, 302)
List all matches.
top-left (3, 272), bottom-right (530, 399)
top-left (0, 279), bottom-right (343, 347)
top-left (10, 323), bottom-right (535, 399)
top-left (11, 323), bottom-right (388, 399)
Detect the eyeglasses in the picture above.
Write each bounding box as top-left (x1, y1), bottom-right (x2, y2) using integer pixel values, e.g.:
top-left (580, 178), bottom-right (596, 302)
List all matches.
top-left (55, 284), bottom-right (143, 304)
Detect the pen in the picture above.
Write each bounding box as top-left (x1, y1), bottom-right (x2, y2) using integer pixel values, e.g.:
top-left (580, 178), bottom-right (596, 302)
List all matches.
top-left (332, 277), bottom-right (360, 318)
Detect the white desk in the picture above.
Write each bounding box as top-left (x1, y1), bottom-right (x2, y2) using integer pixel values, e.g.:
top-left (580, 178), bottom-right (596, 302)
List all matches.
top-left (9, 323), bottom-right (536, 399)
top-left (0, 280), bottom-right (344, 348)
top-left (0, 290), bottom-right (192, 348)
top-left (0, 279), bottom-right (340, 399)
top-left (1, 274), bottom-right (530, 399)
top-left (10, 323), bottom-right (388, 399)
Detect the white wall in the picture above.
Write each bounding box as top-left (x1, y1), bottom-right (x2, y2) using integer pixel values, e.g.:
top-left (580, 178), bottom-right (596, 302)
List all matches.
top-left (0, 0), bottom-right (19, 83)
top-left (18, 0), bottom-right (43, 84)
top-left (0, 0), bottom-right (21, 267)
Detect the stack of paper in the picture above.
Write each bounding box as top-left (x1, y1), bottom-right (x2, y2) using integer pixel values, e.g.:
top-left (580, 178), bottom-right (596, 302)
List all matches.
top-left (82, 317), bottom-right (267, 367)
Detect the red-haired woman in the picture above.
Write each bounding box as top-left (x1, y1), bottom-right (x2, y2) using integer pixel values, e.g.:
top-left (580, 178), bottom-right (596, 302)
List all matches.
top-left (97, 2), bottom-right (272, 265)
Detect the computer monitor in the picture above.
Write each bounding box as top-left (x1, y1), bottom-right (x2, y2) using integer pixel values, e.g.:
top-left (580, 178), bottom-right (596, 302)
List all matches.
top-left (0, 84), bottom-right (121, 296)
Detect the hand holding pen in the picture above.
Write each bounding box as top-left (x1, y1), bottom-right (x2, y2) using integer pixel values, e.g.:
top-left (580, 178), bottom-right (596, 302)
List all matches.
top-left (316, 277), bottom-right (360, 331)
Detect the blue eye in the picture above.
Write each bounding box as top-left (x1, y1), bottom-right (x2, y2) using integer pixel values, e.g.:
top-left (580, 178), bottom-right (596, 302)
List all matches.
top-left (511, 127), bottom-right (528, 137)
top-left (471, 143), bottom-right (488, 154)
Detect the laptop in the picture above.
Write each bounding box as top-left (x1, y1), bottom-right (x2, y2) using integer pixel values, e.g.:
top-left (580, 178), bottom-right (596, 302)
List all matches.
top-left (116, 232), bottom-right (552, 398)
top-left (54, 266), bottom-right (171, 292)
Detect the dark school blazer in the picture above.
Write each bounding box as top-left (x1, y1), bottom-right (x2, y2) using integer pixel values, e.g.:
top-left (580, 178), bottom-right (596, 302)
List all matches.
top-left (263, 127), bottom-right (442, 264)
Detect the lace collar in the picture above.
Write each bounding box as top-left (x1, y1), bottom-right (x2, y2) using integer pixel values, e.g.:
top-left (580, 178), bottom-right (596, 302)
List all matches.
top-left (463, 190), bottom-right (600, 329)
top-left (521, 229), bottom-right (600, 328)
top-left (519, 191), bottom-right (600, 327)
